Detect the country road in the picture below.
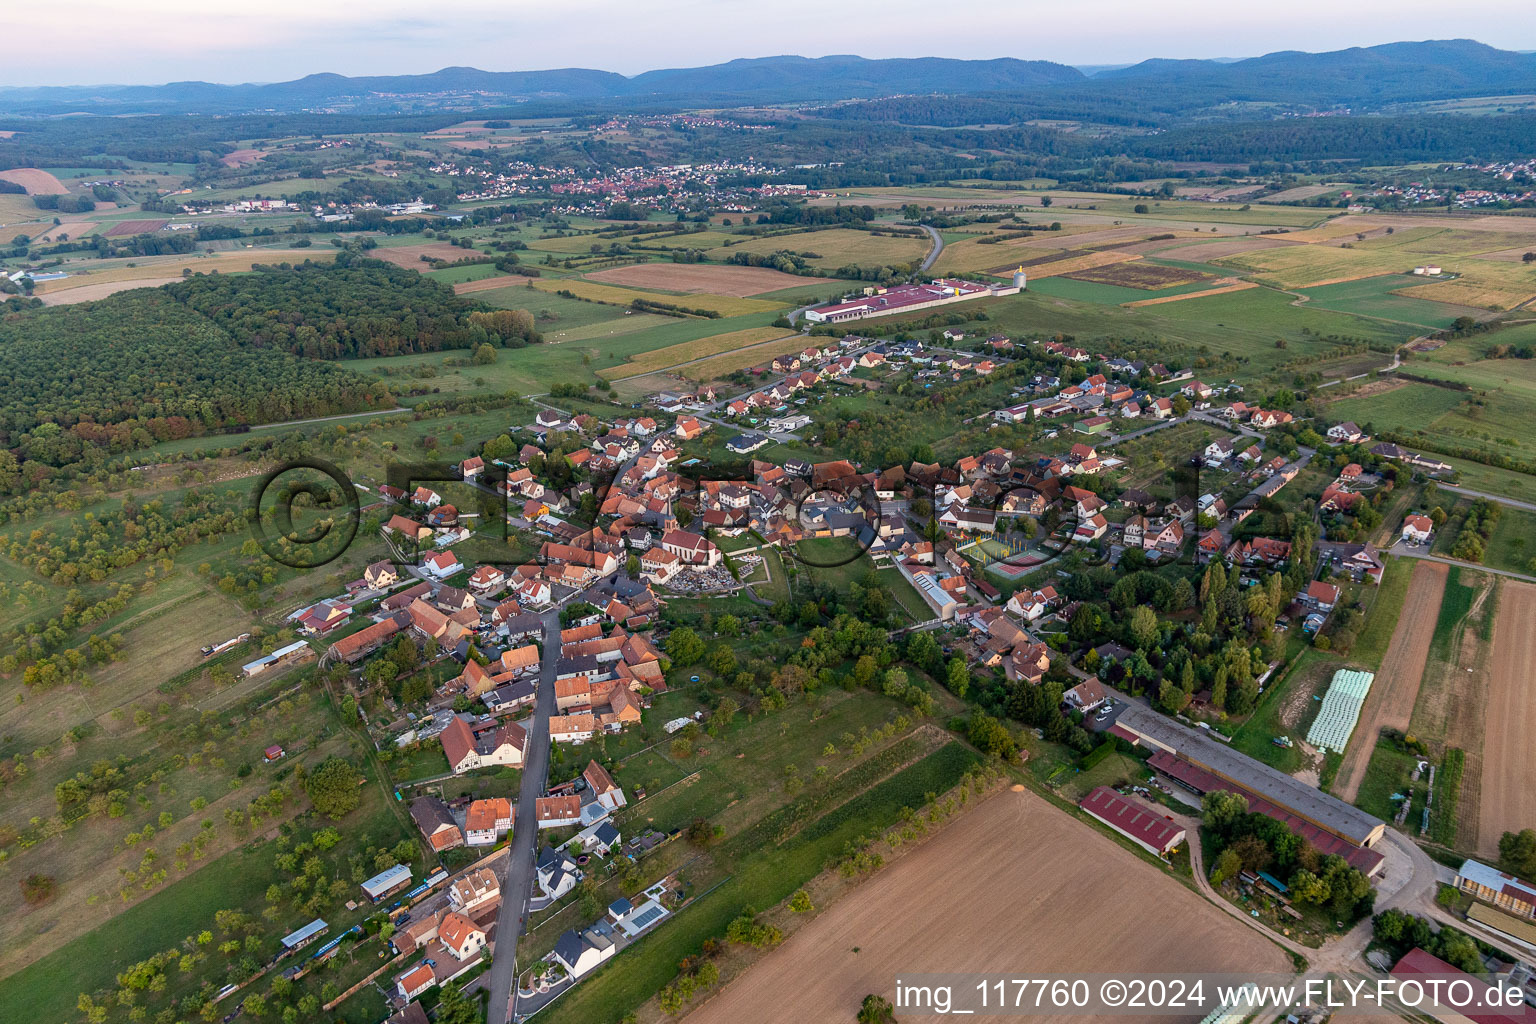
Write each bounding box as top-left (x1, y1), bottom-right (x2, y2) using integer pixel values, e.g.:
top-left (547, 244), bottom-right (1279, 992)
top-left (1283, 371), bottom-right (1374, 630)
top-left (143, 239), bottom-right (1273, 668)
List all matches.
top-left (917, 224), bottom-right (944, 272)
top-left (1439, 483), bottom-right (1536, 513)
top-left (486, 607), bottom-right (560, 1024)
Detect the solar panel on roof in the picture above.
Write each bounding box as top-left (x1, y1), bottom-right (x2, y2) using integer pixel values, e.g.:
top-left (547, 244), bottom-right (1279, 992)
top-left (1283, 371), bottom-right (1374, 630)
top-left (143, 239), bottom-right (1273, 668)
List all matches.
top-left (629, 905), bottom-right (665, 929)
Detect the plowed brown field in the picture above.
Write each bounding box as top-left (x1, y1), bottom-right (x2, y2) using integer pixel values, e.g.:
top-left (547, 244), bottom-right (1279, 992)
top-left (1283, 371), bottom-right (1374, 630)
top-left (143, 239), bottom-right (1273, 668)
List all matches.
top-left (1477, 581), bottom-right (1536, 857)
top-left (684, 789), bottom-right (1289, 1024)
top-left (1334, 560), bottom-right (1447, 802)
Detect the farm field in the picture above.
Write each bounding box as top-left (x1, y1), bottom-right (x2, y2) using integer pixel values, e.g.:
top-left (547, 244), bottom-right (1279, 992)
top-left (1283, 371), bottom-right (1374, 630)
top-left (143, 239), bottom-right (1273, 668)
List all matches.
top-left (1061, 260), bottom-right (1212, 289)
top-left (370, 241), bottom-right (473, 269)
top-left (1295, 275), bottom-right (1472, 328)
top-left (1396, 261), bottom-right (1536, 311)
top-left (101, 218), bottom-right (169, 237)
top-left (452, 272), bottom-right (540, 293)
top-left (38, 278), bottom-right (184, 305)
top-left (1334, 560), bottom-right (1447, 802)
top-left (1219, 244), bottom-right (1419, 288)
top-left (529, 277), bottom-right (786, 316)
top-left (683, 788), bottom-right (1290, 1024)
top-left (30, 249), bottom-right (334, 295)
top-left (596, 326), bottom-right (792, 380)
top-left (0, 167), bottom-right (70, 193)
top-left (680, 333), bottom-right (822, 381)
top-left (585, 262), bottom-right (813, 296)
top-left (539, 741), bottom-right (982, 1024)
top-left (704, 227), bottom-right (930, 271)
top-left (1476, 581), bottom-right (1536, 857)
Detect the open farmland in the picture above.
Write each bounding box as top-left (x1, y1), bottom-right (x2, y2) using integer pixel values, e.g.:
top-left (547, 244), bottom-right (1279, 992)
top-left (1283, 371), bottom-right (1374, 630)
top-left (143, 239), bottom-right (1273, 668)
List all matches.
top-left (1334, 560), bottom-right (1447, 802)
top-left (682, 333), bottom-right (820, 380)
top-left (1009, 249), bottom-right (1140, 280)
top-left (1477, 581), bottom-right (1536, 857)
top-left (371, 241), bottom-right (474, 269)
top-left (585, 262), bottom-right (812, 296)
top-left (0, 167), bottom-right (69, 194)
top-left (102, 218), bottom-right (169, 237)
top-left (30, 250), bottom-right (335, 295)
top-left (1061, 261), bottom-right (1212, 289)
top-left (684, 789), bottom-right (1290, 1024)
top-left (1123, 280), bottom-right (1256, 307)
top-left (1295, 275), bottom-right (1474, 328)
top-left (705, 227), bottom-right (929, 270)
top-left (1220, 244), bottom-right (1418, 288)
top-left (529, 277), bottom-right (785, 316)
top-left (1395, 261), bottom-right (1536, 311)
top-left (452, 272), bottom-right (539, 294)
top-left (596, 326), bottom-right (791, 380)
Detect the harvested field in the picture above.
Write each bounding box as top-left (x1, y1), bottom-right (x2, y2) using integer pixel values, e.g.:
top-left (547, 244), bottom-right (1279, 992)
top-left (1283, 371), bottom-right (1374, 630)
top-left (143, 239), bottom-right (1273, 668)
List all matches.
top-left (0, 166), bottom-right (68, 194)
top-left (585, 263), bottom-right (811, 296)
top-left (219, 148), bottom-right (266, 167)
top-left (1334, 560), bottom-right (1448, 802)
top-left (1477, 580), bottom-right (1536, 857)
top-left (37, 219), bottom-right (94, 242)
top-left (452, 272), bottom-right (539, 294)
top-left (1146, 236), bottom-right (1301, 261)
top-left (527, 277), bottom-right (785, 316)
top-left (1123, 280), bottom-right (1257, 307)
top-left (31, 250), bottom-right (333, 294)
top-left (1220, 244), bottom-right (1411, 289)
top-left (372, 242), bottom-right (471, 269)
top-left (704, 227), bottom-right (929, 271)
top-left (1061, 261), bottom-right (1211, 290)
top-left (596, 326), bottom-right (790, 380)
top-left (102, 218), bottom-right (169, 237)
top-left (684, 789), bottom-right (1290, 1024)
top-left (1394, 262), bottom-right (1536, 312)
top-left (38, 278), bottom-right (182, 305)
top-left (1009, 249), bottom-right (1139, 280)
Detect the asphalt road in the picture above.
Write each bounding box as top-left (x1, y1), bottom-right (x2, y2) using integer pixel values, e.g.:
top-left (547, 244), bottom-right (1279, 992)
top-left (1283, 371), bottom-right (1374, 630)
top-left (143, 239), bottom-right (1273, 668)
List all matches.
top-left (918, 224), bottom-right (944, 272)
top-left (486, 606), bottom-right (560, 1024)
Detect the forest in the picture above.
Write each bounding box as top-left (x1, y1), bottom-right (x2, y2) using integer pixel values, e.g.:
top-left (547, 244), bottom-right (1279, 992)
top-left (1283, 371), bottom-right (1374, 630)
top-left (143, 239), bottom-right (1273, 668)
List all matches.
top-left (0, 292), bottom-right (390, 483)
top-left (165, 256), bottom-right (539, 359)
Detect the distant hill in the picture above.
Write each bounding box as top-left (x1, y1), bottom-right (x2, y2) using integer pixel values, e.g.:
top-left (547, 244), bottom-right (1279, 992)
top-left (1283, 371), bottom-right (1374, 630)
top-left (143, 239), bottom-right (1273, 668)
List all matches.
top-left (1091, 39), bottom-right (1536, 107)
top-left (0, 55), bottom-right (1082, 115)
top-left (1, 40), bottom-right (1533, 117)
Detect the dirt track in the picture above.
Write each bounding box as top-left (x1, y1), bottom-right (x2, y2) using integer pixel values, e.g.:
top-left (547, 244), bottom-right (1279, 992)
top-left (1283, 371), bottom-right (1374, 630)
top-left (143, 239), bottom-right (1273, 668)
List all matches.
top-left (1477, 581), bottom-right (1536, 857)
top-left (1334, 560), bottom-right (1448, 802)
top-left (684, 789), bottom-right (1288, 1024)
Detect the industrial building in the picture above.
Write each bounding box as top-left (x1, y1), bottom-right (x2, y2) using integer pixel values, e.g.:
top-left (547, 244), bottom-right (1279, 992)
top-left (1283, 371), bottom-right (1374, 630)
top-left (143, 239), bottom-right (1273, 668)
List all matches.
top-left (802, 278), bottom-right (1019, 324)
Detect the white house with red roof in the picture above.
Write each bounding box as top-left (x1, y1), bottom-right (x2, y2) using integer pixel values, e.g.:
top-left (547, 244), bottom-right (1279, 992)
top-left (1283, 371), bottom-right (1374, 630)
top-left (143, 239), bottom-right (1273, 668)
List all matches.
top-left (423, 550), bottom-right (463, 579)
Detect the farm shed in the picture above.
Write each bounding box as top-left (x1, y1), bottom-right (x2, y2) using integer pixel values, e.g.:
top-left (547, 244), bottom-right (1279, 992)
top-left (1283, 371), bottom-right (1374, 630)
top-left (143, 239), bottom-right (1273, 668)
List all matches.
top-left (1078, 787), bottom-right (1185, 856)
top-left (1118, 704), bottom-right (1386, 867)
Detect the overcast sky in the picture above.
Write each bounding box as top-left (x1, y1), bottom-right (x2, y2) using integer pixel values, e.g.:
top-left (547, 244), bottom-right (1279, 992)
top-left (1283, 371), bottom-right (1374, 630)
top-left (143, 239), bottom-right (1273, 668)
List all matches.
top-left (5, 0), bottom-right (1531, 87)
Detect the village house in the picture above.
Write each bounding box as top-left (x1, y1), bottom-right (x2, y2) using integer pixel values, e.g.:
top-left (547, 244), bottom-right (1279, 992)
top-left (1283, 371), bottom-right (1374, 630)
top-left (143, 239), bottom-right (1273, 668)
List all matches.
top-left (440, 715), bottom-right (527, 774)
top-left (437, 911), bottom-right (487, 961)
top-left (464, 797), bottom-right (513, 846)
top-left (1401, 513), bottom-right (1434, 545)
top-left (422, 549), bottom-right (463, 579)
top-left (409, 797), bottom-right (463, 852)
top-left (364, 560), bottom-right (400, 589)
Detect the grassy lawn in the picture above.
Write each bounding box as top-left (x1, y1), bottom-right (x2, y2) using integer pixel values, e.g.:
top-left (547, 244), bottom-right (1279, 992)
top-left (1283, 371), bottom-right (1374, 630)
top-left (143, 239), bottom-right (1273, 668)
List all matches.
top-left (1227, 648), bottom-right (1340, 773)
top-left (1482, 506), bottom-right (1536, 577)
top-left (1349, 555), bottom-right (1413, 670)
